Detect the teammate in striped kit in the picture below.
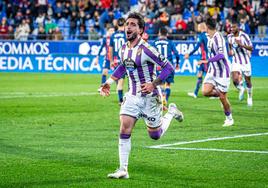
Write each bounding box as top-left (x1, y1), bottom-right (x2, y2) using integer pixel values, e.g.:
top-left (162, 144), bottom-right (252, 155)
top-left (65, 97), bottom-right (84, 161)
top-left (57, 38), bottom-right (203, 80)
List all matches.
top-left (153, 27), bottom-right (180, 106)
top-left (109, 18), bottom-right (127, 104)
top-left (184, 22), bottom-right (208, 98)
top-left (100, 12), bottom-right (184, 179)
top-left (95, 25), bottom-right (114, 84)
top-left (227, 21), bottom-right (253, 106)
top-left (199, 17), bottom-right (234, 127)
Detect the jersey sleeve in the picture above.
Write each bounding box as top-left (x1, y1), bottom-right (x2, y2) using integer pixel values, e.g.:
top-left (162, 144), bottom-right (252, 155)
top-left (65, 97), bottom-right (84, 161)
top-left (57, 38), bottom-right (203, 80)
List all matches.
top-left (241, 33), bottom-right (252, 47)
top-left (142, 43), bottom-right (169, 67)
top-left (142, 43), bottom-right (174, 81)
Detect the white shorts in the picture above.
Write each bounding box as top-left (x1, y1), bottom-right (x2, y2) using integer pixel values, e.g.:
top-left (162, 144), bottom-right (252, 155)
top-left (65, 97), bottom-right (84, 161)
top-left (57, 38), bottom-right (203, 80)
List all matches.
top-left (231, 62), bottom-right (252, 77)
top-left (203, 72), bottom-right (230, 93)
top-left (120, 92), bottom-right (163, 128)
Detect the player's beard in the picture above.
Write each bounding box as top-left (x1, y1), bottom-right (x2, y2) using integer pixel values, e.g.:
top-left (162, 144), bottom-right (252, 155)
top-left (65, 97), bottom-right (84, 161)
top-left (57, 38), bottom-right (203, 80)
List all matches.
top-left (127, 32), bottom-right (138, 42)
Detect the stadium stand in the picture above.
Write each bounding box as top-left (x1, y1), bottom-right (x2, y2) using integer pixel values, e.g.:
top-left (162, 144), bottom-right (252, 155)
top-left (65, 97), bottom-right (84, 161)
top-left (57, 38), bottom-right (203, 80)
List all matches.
top-left (0, 0), bottom-right (267, 41)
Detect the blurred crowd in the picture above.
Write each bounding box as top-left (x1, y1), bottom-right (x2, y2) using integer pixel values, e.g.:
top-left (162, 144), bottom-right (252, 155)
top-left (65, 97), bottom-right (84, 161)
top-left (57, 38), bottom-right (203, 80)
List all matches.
top-left (0, 0), bottom-right (267, 41)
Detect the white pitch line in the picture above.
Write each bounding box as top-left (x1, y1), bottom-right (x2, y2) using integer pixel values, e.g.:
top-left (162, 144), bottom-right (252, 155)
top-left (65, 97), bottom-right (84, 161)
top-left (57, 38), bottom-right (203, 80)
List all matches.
top-left (147, 132), bottom-right (268, 149)
top-left (156, 147), bottom-right (268, 154)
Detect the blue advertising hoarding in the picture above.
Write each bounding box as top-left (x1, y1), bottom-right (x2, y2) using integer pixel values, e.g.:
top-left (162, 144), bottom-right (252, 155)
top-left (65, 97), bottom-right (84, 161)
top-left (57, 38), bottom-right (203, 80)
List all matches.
top-left (0, 40), bottom-right (267, 76)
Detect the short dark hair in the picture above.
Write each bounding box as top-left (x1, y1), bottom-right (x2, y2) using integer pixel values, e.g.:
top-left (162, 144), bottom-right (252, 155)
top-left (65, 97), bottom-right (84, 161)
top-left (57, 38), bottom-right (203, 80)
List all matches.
top-left (231, 19), bottom-right (239, 25)
top-left (159, 27), bottom-right (168, 36)
top-left (206, 17), bottom-right (216, 30)
top-left (127, 12), bottom-right (145, 34)
top-left (117, 17), bottom-right (125, 27)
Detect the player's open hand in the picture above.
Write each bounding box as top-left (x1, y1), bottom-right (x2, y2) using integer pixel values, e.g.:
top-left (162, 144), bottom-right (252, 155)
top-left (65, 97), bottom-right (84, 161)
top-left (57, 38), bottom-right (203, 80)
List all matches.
top-left (141, 83), bottom-right (154, 94)
top-left (99, 83), bottom-right (110, 97)
top-left (235, 39), bottom-right (242, 47)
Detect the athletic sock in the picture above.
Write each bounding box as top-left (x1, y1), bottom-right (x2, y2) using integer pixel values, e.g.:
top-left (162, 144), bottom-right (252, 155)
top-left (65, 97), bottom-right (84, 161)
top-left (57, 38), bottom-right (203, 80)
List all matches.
top-left (118, 90), bottom-right (123, 103)
top-left (101, 75), bottom-right (107, 84)
top-left (160, 111), bottom-right (174, 136)
top-left (224, 111), bottom-right (233, 120)
top-left (194, 77), bottom-right (202, 96)
top-left (165, 88), bottom-right (171, 102)
top-left (119, 134), bottom-right (131, 171)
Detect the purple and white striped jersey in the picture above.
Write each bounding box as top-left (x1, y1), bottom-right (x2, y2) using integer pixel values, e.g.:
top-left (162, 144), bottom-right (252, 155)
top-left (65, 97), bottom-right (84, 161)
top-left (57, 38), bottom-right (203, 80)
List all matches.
top-left (227, 31), bottom-right (252, 65)
top-left (112, 38), bottom-right (174, 97)
top-left (207, 32), bottom-right (231, 78)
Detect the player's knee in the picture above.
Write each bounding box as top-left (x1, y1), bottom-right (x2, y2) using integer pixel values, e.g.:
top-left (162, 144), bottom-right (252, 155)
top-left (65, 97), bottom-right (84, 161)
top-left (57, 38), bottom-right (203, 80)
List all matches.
top-left (148, 129), bottom-right (162, 140)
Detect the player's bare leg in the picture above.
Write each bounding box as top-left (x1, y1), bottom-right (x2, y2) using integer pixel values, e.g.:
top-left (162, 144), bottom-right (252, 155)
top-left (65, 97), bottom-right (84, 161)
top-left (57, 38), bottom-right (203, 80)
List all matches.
top-left (202, 83), bottom-right (219, 97)
top-left (202, 83), bottom-right (233, 126)
top-left (188, 71), bottom-right (203, 98)
top-left (245, 76), bottom-right (253, 106)
top-left (232, 71), bottom-right (245, 100)
top-left (218, 91), bottom-right (234, 126)
top-left (107, 115), bottom-right (136, 179)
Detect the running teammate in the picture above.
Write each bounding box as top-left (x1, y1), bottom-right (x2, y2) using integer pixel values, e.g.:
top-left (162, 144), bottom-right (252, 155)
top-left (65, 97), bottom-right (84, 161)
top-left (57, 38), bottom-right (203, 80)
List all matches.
top-left (199, 17), bottom-right (234, 127)
top-left (227, 20), bottom-right (253, 106)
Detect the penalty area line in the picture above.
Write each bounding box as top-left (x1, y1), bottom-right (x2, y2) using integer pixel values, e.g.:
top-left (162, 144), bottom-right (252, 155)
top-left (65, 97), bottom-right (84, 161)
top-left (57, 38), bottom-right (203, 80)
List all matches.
top-left (147, 132), bottom-right (268, 149)
top-left (155, 147), bottom-right (268, 154)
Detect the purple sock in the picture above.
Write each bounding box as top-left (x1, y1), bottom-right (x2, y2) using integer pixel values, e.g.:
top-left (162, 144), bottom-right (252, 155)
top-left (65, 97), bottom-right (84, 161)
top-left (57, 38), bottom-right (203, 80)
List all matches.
top-left (148, 129), bottom-right (163, 140)
top-left (120, 133), bottom-right (131, 139)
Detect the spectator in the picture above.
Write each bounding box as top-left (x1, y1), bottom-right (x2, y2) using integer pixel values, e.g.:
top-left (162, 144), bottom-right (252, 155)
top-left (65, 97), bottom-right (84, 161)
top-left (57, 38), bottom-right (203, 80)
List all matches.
top-left (35, 13), bottom-right (45, 28)
top-left (0, 17), bottom-right (8, 39)
top-left (248, 8), bottom-right (258, 38)
top-left (78, 25), bottom-right (88, 40)
top-left (14, 19), bottom-right (30, 41)
top-left (175, 14), bottom-right (187, 31)
top-left (36, 0), bottom-right (48, 14)
top-left (7, 26), bottom-right (14, 40)
top-left (52, 27), bottom-right (63, 40)
top-left (45, 16), bottom-right (57, 35)
top-left (69, 12), bottom-right (77, 40)
top-left (239, 18), bottom-right (250, 34)
top-left (47, 3), bottom-right (54, 18)
top-left (186, 17), bottom-right (195, 39)
top-left (99, 8), bottom-right (114, 35)
top-left (37, 26), bottom-right (46, 40)
top-left (174, 24), bottom-right (186, 40)
top-left (88, 25), bottom-right (99, 40)
top-left (257, 6), bottom-right (268, 40)
top-left (226, 7), bottom-right (237, 22)
top-left (165, 1), bottom-right (176, 16)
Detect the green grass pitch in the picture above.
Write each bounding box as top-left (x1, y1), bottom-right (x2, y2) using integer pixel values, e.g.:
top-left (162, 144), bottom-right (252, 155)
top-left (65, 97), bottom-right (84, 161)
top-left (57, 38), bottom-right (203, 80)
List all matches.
top-left (0, 73), bottom-right (268, 187)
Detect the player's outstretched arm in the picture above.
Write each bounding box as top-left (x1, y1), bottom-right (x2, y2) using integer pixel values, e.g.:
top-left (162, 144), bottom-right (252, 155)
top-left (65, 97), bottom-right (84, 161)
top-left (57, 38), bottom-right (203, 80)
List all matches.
top-left (99, 76), bottom-right (117, 97)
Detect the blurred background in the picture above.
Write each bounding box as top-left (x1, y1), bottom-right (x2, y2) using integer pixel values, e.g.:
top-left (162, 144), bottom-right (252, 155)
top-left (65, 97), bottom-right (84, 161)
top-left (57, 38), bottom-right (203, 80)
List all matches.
top-left (0, 0), bottom-right (267, 41)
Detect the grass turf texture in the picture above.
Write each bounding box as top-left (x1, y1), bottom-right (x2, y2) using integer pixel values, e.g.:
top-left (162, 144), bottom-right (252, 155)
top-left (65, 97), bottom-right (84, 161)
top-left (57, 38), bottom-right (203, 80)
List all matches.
top-left (0, 73), bottom-right (268, 188)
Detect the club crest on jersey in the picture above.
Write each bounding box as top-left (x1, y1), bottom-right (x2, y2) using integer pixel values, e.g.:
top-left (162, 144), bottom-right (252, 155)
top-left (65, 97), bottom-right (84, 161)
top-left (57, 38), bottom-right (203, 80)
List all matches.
top-left (123, 58), bottom-right (136, 72)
